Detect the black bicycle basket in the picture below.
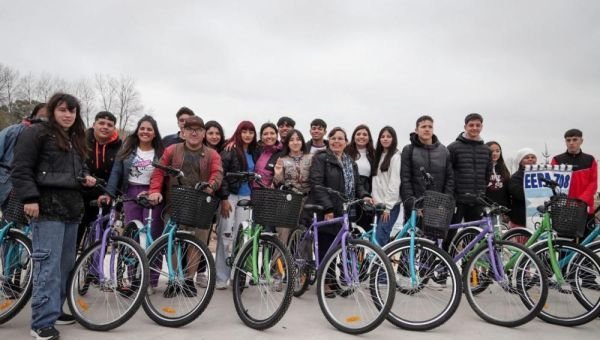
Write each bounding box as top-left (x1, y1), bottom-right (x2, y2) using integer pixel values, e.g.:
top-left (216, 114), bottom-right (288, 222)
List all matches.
top-left (550, 196), bottom-right (588, 238)
top-left (251, 188), bottom-right (303, 228)
top-left (170, 186), bottom-right (219, 229)
top-left (2, 191), bottom-right (27, 225)
top-left (422, 191), bottom-right (455, 239)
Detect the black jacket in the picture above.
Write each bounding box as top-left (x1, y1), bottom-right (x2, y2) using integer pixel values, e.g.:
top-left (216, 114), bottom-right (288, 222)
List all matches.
top-left (400, 133), bottom-right (454, 205)
top-left (508, 168), bottom-right (526, 226)
top-left (447, 133), bottom-right (491, 204)
top-left (11, 122), bottom-right (89, 223)
top-left (84, 128), bottom-right (122, 199)
top-left (308, 150), bottom-right (369, 233)
top-left (305, 139), bottom-right (328, 153)
top-left (219, 147), bottom-right (259, 198)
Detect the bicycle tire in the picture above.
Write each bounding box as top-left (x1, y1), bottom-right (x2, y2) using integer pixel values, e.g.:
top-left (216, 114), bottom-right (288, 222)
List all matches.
top-left (502, 228), bottom-right (532, 246)
top-left (231, 234), bottom-right (294, 330)
top-left (463, 240), bottom-right (548, 327)
top-left (384, 239), bottom-right (462, 331)
top-left (0, 229), bottom-right (32, 325)
top-left (142, 232), bottom-right (216, 327)
top-left (287, 226), bottom-right (311, 297)
top-left (448, 228), bottom-right (493, 295)
top-left (526, 240), bottom-right (600, 326)
top-left (316, 239), bottom-right (395, 334)
top-left (67, 236), bottom-right (149, 331)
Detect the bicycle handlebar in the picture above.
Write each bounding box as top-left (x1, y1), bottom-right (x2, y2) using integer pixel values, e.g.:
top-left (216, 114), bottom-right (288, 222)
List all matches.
top-left (225, 171), bottom-right (267, 188)
top-left (420, 167), bottom-right (434, 187)
top-left (152, 162), bottom-right (184, 178)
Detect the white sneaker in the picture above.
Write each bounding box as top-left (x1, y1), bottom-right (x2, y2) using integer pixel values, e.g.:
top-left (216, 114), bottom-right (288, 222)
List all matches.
top-left (196, 273), bottom-right (208, 288)
top-left (216, 281), bottom-right (228, 290)
top-left (147, 286), bottom-right (155, 296)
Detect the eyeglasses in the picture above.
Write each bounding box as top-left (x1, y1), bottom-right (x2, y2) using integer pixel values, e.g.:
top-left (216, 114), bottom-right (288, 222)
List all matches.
top-left (185, 127), bottom-right (204, 134)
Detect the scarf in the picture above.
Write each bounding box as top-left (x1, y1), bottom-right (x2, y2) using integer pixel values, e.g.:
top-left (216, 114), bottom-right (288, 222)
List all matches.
top-left (340, 153), bottom-right (355, 199)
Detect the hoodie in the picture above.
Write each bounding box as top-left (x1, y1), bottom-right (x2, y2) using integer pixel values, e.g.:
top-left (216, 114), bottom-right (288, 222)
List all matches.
top-left (85, 128), bottom-right (122, 181)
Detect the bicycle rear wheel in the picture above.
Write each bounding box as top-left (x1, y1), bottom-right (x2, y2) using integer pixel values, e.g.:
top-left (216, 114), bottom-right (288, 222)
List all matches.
top-left (317, 239), bottom-right (395, 334)
top-left (232, 234), bottom-right (294, 330)
top-left (463, 240), bottom-right (547, 327)
top-left (67, 236), bottom-right (149, 331)
top-left (385, 239), bottom-right (462, 331)
top-left (0, 229), bottom-right (32, 325)
top-left (142, 232), bottom-right (215, 327)
top-left (287, 226), bottom-right (311, 297)
top-left (502, 228), bottom-right (532, 246)
top-left (527, 240), bottom-right (600, 326)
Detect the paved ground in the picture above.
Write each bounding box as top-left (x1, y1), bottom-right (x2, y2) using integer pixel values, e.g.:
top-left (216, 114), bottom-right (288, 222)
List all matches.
top-left (3, 285), bottom-right (600, 340)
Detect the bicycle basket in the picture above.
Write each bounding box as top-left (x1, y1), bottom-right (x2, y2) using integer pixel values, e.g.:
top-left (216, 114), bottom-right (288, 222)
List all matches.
top-left (550, 197), bottom-right (588, 238)
top-left (170, 186), bottom-right (220, 229)
top-left (422, 191), bottom-right (455, 239)
top-left (3, 191), bottom-right (27, 225)
top-left (251, 188), bottom-right (303, 228)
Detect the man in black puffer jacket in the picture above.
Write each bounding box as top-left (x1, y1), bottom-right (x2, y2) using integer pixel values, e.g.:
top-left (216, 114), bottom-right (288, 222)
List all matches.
top-left (400, 115), bottom-right (454, 210)
top-left (447, 113), bottom-right (492, 224)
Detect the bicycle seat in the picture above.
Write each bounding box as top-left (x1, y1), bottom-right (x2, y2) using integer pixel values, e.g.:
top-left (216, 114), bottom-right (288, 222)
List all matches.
top-left (237, 199), bottom-right (252, 207)
top-left (303, 204), bottom-right (324, 213)
top-left (374, 203), bottom-right (386, 213)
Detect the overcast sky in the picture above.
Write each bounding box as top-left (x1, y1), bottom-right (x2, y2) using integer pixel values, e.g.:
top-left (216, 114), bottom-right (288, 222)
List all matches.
top-left (2, 1), bottom-right (599, 168)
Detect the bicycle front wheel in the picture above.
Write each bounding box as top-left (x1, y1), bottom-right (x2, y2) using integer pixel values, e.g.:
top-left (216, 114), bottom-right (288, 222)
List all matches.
top-left (385, 239), bottom-right (462, 331)
top-left (0, 229), bottom-right (32, 325)
top-left (527, 240), bottom-right (600, 326)
top-left (317, 239), bottom-right (395, 334)
top-left (142, 232), bottom-right (216, 327)
top-left (463, 240), bottom-right (548, 327)
top-left (287, 226), bottom-right (311, 297)
top-left (232, 234), bottom-right (294, 330)
top-left (67, 236), bottom-right (149, 331)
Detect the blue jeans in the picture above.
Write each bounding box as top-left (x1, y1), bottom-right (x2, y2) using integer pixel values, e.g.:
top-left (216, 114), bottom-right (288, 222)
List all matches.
top-left (375, 204), bottom-right (401, 246)
top-left (31, 220), bottom-right (78, 330)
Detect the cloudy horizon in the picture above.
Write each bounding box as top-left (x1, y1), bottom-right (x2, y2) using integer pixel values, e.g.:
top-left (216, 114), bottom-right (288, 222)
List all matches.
top-left (2, 1), bottom-right (598, 167)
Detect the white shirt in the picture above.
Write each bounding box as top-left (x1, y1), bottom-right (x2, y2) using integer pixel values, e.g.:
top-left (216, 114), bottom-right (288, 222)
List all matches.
top-left (128, 148), bottom-right (155, 185)
top-left (371, 150), bottom-right (401, 211)
top-left (310, 144), bottom-right (327, 154)
top-left (355, 148), bottom-right (371, 177)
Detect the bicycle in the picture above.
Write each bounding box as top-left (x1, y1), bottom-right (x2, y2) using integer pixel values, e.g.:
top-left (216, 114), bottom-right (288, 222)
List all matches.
top-left (500, 178), bottom-right (600, 326)
top-left (354, 191), bottom-right (462, 331)
top-left (445, 193), bottom-right (548, 327)
top-left (223, 171), bottom-right (294, 330)
top-left (67, 178), bottom-right (150, 331)
top-left (287, 185), bottom-right (395, 334)
top-left (0, 195), bottom-right (32, 325)
top-left (135, 162), bottom-right (217, 327)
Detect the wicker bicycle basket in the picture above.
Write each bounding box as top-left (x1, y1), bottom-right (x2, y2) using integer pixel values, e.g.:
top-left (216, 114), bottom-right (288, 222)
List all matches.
top-left (251, 188), bottom-right (303, 228)
top-left (2, 191), bottom-right (27, 225)
top-left (422, 190), bottom-right (455, 239)
top-left (170, 186), bottom-right (219, 229)
top-left (550, 197), bottom-right (588, 238)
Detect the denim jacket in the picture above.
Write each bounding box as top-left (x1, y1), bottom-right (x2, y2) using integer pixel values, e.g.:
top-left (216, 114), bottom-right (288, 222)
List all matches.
top-left (106, 150), bottom-right (161, 196)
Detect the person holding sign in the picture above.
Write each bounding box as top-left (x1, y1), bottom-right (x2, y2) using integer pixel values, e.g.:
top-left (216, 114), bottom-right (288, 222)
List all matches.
top-left (551, 129), bottom-right (597, 225)
top-left (509, 148), bottom-right (537, 227)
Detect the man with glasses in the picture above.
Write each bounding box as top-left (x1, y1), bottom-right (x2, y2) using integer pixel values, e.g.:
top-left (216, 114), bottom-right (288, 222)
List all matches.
top-left (149, 116), bottom-right (223, 296)
top-left (306, 118), bottom-right (328, 153)
top-left (162, 107), bottom-right (195, 147)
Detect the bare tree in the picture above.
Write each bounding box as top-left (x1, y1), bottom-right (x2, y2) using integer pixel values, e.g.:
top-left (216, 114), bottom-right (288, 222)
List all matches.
top-left (35, 73), bottom-right (54, 102)
top-left (95, 73), bottom-right (117, 112)
top-left (113, 75), bottom-right (142, 132)
top-left (73, 78), bottom-right (96, 126)
top-left (19, 72), bottom-right (37, 103)
top-left (0, 65), bottom-right (21, 114)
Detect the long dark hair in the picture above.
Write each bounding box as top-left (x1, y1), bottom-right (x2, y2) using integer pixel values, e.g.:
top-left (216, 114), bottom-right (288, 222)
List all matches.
top-left (203, 120), bottom-right (226, 152)
top-left (486, 141), bottom-right (510, 179)
top-left (226, 120), bottom-right (257, 170)
top-left (117, 115), bottom-right (164, 160)
top-left (282, 129), bottom-right (307, 156)
top-left (374, 126), bottom-right (398, 174)
top-left (345, 124), bottom-right (375, 165)
top-left (46, 93), bottom-right (87, 158)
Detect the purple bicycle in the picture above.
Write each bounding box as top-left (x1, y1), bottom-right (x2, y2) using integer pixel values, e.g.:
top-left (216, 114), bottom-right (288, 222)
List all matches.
top-left (287, 185), bottom-right (395, 334)
top-left (66, 179), bottom-right (149, 331)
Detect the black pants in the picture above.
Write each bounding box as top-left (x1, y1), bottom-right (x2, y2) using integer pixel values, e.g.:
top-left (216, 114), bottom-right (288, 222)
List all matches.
top-left (443, 203), bottom-right (483, 251)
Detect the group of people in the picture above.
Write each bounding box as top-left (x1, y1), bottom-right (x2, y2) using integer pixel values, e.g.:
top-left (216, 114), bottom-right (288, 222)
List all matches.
top-left (0, 92), bottom-right (597, 340)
